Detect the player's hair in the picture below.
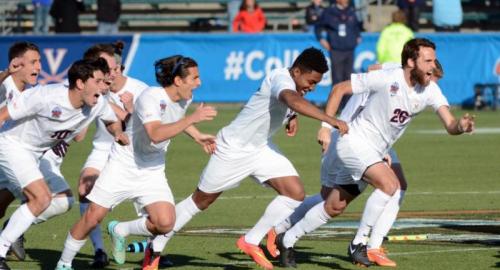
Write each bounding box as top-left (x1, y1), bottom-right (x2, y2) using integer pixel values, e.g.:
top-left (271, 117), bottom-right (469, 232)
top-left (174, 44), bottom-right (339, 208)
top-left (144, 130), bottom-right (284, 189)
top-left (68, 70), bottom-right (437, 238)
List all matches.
top-left (68, 58), bottom-right (110, 89)
top-left (8, 41), bottom-right (40, 61)
top-left (401, 38), bottom-right (436, 68)
top-left (239, 0), bottom-right (260, 11)
top-left (434, 59), bottom-right (444, 79)
top-left (112, 41), bottom-right (125, 70)
top-left (154, 55), bottom-right (198, 87)
top-left (83, 43), bottom-right (115, 61)
top-left (292, 47), bottom-right (329, 74)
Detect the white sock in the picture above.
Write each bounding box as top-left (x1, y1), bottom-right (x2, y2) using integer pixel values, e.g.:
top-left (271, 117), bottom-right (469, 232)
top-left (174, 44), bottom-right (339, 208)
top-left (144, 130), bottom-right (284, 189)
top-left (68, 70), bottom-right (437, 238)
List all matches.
top-left (274, 193), bottom-right (323, 234)
top-left (58, 233), bottom-right (87, 267)
top-left (34, 196), bottom-right (74, 224)
top-left (152, 195), bottom-right (201, 253)
top-left (282, 201), bottom-right (331, 248)
top-left (114, 217), bottom-right (152, 237)
top-left (0, 204), bottom-right (36, 257)
top-left (368, 189), bottom-right (404, 249)
top-left (80, 202), bottom-right (104, 251)
top-left (352, 189), bottom-right (392, 245)
top-left (289, 193), bottom-right (324, 227)
top-left (245, 195), bottom-right (301, 246)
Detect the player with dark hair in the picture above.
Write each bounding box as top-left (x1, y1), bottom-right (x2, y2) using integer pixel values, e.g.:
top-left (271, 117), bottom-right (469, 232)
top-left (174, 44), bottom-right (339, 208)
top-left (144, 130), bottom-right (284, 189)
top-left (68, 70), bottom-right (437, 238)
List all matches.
top-left (55, 54), bottom-right (216, 270)
top-left (77, 42), bottom-right (148, 268)
top-left (147, 47), bottom-right (347, 270)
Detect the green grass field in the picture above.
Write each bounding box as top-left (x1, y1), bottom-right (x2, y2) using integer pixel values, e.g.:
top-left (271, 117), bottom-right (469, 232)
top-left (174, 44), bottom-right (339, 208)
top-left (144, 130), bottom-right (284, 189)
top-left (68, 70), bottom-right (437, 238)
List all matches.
top-left (4, 106), bottom-right (500, 270)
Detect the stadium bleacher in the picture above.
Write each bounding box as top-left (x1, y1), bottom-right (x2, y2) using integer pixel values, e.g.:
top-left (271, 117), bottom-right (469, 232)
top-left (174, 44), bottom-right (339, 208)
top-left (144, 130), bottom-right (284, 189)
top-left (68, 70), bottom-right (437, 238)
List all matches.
top-left (0, 0), bottom-right (499, 34)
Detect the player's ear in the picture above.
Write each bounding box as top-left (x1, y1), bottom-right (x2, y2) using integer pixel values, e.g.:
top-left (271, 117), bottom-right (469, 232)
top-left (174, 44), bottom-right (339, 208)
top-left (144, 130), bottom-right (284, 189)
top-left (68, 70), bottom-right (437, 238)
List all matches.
top-left (76, 78), bottom-right (85, 90)
top-left (173, 75), bottom-right (183, 86)
top-left (407, 58), bottom-right (415, 69)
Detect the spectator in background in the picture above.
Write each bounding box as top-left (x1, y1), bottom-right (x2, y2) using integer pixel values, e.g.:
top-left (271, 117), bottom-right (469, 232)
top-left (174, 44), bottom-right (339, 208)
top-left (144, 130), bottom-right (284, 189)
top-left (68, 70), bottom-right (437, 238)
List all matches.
top-left (433, 0), bottom-right (462, 32)
top-left (315, 0), bottom-right (360, 86)
top-left (396, 0), bottom-right (424, 32)
top-left (304, 0), bottom-right (325, 33)
top-left (50, 0), bottom-right (84, 33)
top-left (97, 0), bottom-right (121, 34)
top-left (32, 0), bottom-right (52, 35)
top-left (376, 10), bottom-right (414, 64)
top-left (232, 0), bottom-right (266, 33)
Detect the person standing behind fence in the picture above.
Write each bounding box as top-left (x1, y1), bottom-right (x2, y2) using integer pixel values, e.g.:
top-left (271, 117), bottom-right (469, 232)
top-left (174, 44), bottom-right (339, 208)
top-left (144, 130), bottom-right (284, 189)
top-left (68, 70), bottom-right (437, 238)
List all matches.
top-left (49, 0), bottom-right (84, 33)
top-left (232, 0), bottom-right (266, 33)
top-left (32, 0), bottom-right (52, 35)
top-left (396, 0), bottom-right (424, 32)
top-left (315, 0), bottom-right (360, 86)
top-left (376, 10), bottom-right (414, 64)
top-left (304, 0), bottom-right (324, 33)
top-left (97, 0), bottom-right (121, 35)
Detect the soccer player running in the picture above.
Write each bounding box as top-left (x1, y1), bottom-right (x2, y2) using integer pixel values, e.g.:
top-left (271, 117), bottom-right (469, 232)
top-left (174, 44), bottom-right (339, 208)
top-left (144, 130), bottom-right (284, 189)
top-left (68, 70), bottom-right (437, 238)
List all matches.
top-left (269, 61), bottom-right (445, 268)
top-left (77, 42), bottom-right (148, 268)
top-left (0, 58), bottom-right (126, 270)
top-left (273, 38), bottom-right (474, 268)
top-left (55, 55), bottom-right (217, 270)
top-left (0, 42), bottom-right (77, 261)
top-left (147, 47), bottom-right (348, 270)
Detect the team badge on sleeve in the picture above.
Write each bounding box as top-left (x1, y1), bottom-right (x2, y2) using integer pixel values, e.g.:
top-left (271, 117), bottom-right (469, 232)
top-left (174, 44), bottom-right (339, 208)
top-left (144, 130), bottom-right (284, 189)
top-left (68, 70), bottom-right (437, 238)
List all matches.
top-left (159, 100), bottom-right (167, 113)
top-left (390, 82), bottom-right (399, 96)
top-left (51, 106), bottom-right (62, 118)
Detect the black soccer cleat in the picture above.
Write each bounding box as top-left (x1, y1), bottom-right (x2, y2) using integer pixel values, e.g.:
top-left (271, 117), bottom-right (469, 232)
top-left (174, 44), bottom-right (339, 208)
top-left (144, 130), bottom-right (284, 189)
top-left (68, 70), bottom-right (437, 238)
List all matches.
top-left (0, 257), bottom-right (10, 270)
top-left (276, 233), bottom-right (297, 268)
top-left (347, 241), bottom-right (372, 267)
top-left (9, 234), bottom-right (25, 261)
top-left (90, 249), bottom-right (109, 268)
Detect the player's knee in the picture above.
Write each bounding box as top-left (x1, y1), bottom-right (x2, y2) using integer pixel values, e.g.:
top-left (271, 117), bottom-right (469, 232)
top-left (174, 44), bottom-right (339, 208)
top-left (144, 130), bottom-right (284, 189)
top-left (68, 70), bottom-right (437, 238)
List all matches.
top-left (152, 217), bottom-right (175, 234)
top-left (34, 192), bottom-right (52, 211)
top-left (323, 201), bottom-right (346, 217)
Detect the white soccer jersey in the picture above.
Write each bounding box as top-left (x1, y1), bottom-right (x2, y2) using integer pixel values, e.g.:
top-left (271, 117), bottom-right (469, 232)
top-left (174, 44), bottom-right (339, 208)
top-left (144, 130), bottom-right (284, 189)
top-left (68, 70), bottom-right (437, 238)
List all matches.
top-left (0, 83), bottom-right (117, 155)
top-left (348, 68), bottom-right (449, 154)
top-left (338, 63), bottom-right (401, 122)
top-left (111, 86), bottom-right (191, 170)
top-left (219, 68), bottom-right (296, 149)
top-left (91, 76), bottom-right (148, 151)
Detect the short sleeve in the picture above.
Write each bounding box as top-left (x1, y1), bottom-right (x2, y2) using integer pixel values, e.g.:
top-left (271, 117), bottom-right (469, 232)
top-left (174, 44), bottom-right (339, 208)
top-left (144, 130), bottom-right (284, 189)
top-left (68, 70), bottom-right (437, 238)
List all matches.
top-left (270, 72), bottom-right (296, 100)
top-left (350, 70), bottom-right (387, 95)
top-left (428, 84), bottom-right (449, 111)
top-left (7, 87), bottom-right (43, 121)
top-left (135, 91), bottom-right (161, 124)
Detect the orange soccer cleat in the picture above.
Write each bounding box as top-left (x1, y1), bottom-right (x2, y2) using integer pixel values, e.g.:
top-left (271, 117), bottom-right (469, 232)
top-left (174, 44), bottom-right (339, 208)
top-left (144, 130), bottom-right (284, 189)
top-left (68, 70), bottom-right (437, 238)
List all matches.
top-left (236, 236), bottom-right (273, 270)
top-left (367, 248), bottom-right (397, 267)
top-left (142, 243), bottom-right (161, 270)
top-left (266, 228), bottom-right (280, 258)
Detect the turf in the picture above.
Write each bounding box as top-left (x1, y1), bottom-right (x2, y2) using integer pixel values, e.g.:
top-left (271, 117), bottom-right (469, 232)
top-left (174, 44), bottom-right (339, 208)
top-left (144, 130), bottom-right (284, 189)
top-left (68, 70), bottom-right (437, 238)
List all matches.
top-left (4, 107), bottom-right (500, 270)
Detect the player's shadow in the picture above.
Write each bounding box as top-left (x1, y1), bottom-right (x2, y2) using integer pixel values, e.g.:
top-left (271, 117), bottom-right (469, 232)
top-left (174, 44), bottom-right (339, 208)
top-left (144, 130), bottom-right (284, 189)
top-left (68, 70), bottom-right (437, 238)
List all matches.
top-left (25, 248), bottom-right (101, 270)
top-left (494, 250), bottom-right (500, 268)
top-left (154, 253), bottom-right (249, 269)
top-left (218, 245), bottom-right (351, 270)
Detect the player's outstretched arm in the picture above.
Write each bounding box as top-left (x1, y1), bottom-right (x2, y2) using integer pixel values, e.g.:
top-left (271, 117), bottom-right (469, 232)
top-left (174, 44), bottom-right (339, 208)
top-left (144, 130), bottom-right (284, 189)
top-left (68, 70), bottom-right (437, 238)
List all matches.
top-left (144, 103), bottom-right (217, 144)
top-left (279, 89), bottom-right (348, 135)
top-left (185, 125), bottom-right (216, 154)
top-left (436, 106), bottom-right (475, 135)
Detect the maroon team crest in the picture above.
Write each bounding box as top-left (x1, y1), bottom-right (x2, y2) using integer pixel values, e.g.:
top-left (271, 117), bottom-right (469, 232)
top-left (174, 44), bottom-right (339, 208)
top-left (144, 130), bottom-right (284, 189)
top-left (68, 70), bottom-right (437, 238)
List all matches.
top-left (390, 82), bottom-right (399, 96)
top-left (7, 92), bottom-right (13, 101)
top-left (51, 106), bottom-right (62, 118)
top-left (160, 100), bottom-right (167, 113)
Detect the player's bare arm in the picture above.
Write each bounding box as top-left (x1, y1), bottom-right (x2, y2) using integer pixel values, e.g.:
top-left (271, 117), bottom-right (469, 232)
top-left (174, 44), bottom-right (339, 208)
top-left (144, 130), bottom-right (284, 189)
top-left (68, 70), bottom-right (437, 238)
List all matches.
top-left (104, 120), bottom-right (129, 145)
top-left (0, 57), bottom-right (23, 84)
top-left (108, 102), bottom-right (130, 122)
top-left (143, 103), bottom-right (217, 144)
top-left (185, 125), bottom-right (216, 154)
top-left (279, 89), bottom-right (348, 134)
top-left (73, 127), bottom-right (88, 142)
top-left (436, 106), bottom-right (475, 135)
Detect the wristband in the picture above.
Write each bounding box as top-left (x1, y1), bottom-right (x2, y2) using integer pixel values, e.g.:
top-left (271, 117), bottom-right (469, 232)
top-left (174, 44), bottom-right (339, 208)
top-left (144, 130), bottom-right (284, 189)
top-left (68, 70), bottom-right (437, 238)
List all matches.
top-left (321, 122), bottom-right (333, 129)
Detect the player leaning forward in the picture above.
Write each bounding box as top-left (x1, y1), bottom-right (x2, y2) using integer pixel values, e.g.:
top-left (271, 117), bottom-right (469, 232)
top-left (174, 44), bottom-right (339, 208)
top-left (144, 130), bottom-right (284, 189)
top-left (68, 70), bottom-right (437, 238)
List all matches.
top-left (148, 47), bottom-right (348, 270)
top-left (274, 38), bottom-right (475, 268)
top-left (55, 55), bottom-right (217, 270)
top-left (0, 58), bottom-right (126, 270)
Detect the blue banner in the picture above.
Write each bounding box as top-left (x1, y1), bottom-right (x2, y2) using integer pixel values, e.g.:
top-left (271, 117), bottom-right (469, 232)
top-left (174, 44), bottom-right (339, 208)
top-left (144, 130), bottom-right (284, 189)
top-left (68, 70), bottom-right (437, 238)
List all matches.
top-left (1, 33), bottom-right (499, 105)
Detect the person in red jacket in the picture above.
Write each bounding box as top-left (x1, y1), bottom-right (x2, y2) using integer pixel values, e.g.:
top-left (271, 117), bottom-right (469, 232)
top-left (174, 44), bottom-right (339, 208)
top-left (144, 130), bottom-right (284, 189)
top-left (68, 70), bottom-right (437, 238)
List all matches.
top-left (232, 0), bottom-right (266, 33)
